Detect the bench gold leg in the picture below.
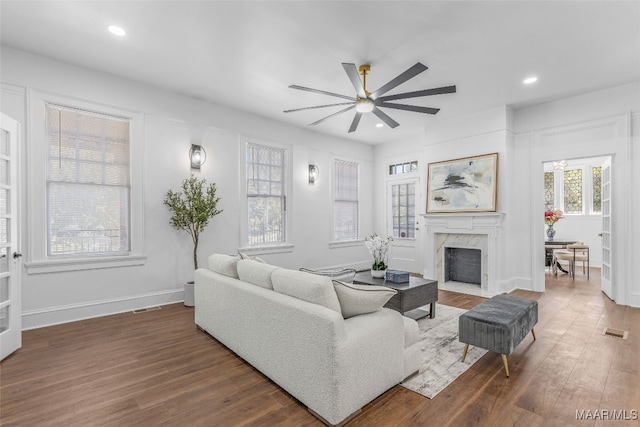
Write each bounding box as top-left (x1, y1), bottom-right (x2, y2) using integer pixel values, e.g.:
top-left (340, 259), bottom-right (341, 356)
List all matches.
top-left (461, 343), bottom-right (469, 362)
top-left (531, 328), bottom-right (536, 341)
top-left (501, 354), bottom-right (510, 377)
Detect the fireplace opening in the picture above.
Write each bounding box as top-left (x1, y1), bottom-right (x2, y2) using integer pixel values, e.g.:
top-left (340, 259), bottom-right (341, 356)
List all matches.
top-left (444, 247), bottom-right (481, 286)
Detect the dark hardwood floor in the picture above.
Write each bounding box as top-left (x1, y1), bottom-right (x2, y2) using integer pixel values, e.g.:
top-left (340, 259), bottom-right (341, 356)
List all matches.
top-left (1, 269), bottom-right (638, 426)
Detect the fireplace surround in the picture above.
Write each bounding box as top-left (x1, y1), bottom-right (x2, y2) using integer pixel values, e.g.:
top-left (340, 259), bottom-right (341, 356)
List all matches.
top-left (422, 213), bottom-right (505, 295)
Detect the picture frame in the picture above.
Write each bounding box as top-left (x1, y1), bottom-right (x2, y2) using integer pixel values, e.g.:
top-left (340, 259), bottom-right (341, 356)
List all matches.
top-left (426, 153), bottom-right (498, 213)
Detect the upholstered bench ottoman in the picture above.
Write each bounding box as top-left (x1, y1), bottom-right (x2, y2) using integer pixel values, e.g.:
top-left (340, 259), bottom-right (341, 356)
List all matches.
top-left (459, 294), bottom-right (538, 377)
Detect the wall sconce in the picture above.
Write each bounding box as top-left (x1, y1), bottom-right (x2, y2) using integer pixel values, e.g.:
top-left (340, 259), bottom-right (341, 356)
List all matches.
top-left (309, 164), bottom-right (319, 184)
top-left (189, 144), bottom-right (207, 170)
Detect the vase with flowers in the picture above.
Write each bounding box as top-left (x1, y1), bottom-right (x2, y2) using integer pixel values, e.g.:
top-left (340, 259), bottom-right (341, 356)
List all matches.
top-left (365, 233), bottom-right (393, 278)
top-left (544, 209), bottom-right (564, 240)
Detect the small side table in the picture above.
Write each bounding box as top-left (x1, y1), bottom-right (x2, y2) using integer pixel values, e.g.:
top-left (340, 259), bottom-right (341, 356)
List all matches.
top-left (353, 272), bottom-right (438, 320)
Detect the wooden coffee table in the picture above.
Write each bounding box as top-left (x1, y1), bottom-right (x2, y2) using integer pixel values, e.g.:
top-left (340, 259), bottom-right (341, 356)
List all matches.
top-left (353, 272), bottom-right (438, 320)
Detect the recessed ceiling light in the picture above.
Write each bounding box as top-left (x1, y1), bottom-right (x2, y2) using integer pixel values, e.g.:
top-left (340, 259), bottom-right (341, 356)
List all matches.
top-left (375, 123), bottom-right (384, 128)
top-left (523, 76), bottom-right (538, 85)
top-left (108, 25), bottom-right (126, 37)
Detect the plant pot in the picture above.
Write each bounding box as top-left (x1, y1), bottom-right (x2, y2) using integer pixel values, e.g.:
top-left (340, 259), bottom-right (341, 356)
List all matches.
top-left (371, 269), bottom-right (386, 279)
top-left (184, 281), bottom-right (195, 307)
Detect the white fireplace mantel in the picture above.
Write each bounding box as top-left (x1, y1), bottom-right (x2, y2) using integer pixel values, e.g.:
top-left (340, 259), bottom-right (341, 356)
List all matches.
top-left (421, 213), bottom-right (506, 294)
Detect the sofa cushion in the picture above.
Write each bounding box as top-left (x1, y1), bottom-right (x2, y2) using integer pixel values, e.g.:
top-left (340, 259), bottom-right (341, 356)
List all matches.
top-left (237, 259), bottom-right (279, 290)
top-left (208, 254), bottom-right (240, 278)
top-left (403, 316), bottom-right (419, 348)
top-left (332, 280), bottom-right (397, 319)
top-left (271, 269), bottom-right (342, 314)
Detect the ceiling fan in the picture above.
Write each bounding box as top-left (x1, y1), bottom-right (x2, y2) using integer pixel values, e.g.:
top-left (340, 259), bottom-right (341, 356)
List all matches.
top-left (284, 62), bottom-right (456, 133)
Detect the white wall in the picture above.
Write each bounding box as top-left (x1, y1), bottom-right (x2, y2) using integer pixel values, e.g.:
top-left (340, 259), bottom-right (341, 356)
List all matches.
top-left (374, 81), bottom-right (639, 306)
top-left (1, 47), bottom-right (375, 328)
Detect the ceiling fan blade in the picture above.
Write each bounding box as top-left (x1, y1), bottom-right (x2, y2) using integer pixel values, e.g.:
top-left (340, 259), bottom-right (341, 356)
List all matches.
top-left (376, 85), bottom-right (457, 102)
top-left (377, 102), bottom-right (440, 115)
top-left (348, 112), bottom-right (362, 133)
top-left (289, 85), bottom-right (356, 101)
top-left (284, 101), bottom-right (355, 113)
top-left (370, 62), bottom-right (428, 99)
top-left (309, 105), bottom-right (356, 127)
top-left (372, 107), bottom-right (399, 128)
top-left (342, 63), bottom-right (367, 99)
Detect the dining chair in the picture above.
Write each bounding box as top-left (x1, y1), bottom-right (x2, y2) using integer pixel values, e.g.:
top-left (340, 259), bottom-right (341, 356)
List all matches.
top-left (553, 242), bottom-right (590, 279)
top-left (544, 244), bottom-right (564, 273)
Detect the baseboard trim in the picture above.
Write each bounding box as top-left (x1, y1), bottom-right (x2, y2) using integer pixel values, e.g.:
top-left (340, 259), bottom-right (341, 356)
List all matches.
top-left (22, 288), bottom-right (184, 330)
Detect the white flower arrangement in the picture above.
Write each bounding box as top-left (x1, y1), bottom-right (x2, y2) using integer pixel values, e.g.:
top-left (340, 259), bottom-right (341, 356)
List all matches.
top-left (365, 233), bottom-right (393, 271)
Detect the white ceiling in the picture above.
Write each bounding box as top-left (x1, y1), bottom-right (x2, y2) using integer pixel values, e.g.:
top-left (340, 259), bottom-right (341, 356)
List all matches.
top-left (2, 1), bottom-right (639, 144)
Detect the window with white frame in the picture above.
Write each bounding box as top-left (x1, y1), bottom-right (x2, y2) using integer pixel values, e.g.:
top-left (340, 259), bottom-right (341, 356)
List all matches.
top-left (27, 90), bottom-right (144, 274)
top-left (46, 104), bottom-right (131, 256)
top-left (389, 160), bottom-right (418, 175)
top-left (246, 143), bottom-right (286, 245)
top-left (391, 182), bottom-right (416, 239)
top-left (333, 159), bottom-right (359, 240)
top-left (543, 159), bottom-right (604, 215)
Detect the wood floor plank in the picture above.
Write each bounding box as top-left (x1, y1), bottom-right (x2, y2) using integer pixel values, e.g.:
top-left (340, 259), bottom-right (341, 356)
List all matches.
top-left (2, 269), bottom-right (638, 426)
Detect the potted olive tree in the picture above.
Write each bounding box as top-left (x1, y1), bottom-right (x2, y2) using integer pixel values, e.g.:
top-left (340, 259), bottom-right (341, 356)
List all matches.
top-left (164, 176), bottom-right (222, 306)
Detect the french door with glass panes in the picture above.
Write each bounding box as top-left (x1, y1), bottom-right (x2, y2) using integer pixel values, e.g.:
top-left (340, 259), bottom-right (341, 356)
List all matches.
top-left (0, 113), bottom-right (21, 361)
top-left (387, 178), bottom-right (423, 273)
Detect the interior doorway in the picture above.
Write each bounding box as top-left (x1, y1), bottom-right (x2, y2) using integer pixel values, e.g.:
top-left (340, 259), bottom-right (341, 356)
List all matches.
top-left (543, 156), bottom-right (609, 291)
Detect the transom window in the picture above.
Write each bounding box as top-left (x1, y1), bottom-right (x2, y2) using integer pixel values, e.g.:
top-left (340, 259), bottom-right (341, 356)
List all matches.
top-left (246, 143), bottom-right (286, 245)
top-left (389, 160), bottom-right (418, 175)
top-left (46, 104), bottom-right (131, 256)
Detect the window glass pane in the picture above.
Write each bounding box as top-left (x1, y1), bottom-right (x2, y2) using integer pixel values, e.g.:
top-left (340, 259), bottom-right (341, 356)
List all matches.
top-left (564, 169), bottom-right (583, 214)
top-left (592, 166), bottom-right (602, 214)
top-left (247, 196), bottom-right (283, 245)
top-left (544, 171), bottom-right (554, 210)
top-left (0, 129), bottom-right (9, 156)
top-left (46, 105), bottom-right (131, 256)
top-left (48, 183), bottom-right (130, 255)
top-left (334, 160), bottom-right (358, 240)
top-left (246, 143), bottom-right (286, 244)
top-left (391, 183), bottom-right (415, 239)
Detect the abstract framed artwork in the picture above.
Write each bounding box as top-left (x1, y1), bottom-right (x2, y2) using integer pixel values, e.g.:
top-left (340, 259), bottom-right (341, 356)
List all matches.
top-left (426, 153), bottom-right (498, 213)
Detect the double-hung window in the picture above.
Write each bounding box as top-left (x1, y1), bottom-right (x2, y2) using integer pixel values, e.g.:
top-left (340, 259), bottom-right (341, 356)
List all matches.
top-left (246, 143), bottom-right (286, 245)
top-left (46, 104), bottom-right (131, 256)
top-left (27, 90), bottom-right (144, 274)
top-left (333, 159), bottom-right (359, 240)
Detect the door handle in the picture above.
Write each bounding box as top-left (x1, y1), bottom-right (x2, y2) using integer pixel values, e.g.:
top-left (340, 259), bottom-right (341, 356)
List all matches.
top-left (13, 252), bottom-right (22, 259)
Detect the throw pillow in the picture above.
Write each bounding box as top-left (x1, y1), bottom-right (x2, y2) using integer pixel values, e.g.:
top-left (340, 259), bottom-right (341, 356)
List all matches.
top-left (271, 269), bottom-right (342, 315)
top-left (237, 259), bottom-right (279, 290)
top-left (208, 253), bottom-right (240, 278)
top-left (238, 251), bottom-right (266, 263)
top-left (332, 280), bottom-right (397, 319)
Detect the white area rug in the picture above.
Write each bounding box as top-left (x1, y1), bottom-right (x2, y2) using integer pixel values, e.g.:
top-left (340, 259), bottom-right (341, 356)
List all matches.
top-left (402, 304), bottom-right (488, 399)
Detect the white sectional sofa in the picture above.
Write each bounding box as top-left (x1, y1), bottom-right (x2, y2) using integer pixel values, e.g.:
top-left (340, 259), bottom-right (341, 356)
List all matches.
top-left (194, 254), bottom-right (421, 426)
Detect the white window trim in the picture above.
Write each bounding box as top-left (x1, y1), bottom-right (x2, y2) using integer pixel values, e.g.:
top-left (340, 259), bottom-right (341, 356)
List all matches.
top-left (25, 89), bottom-right (146, 274)
top-left (238, 137), bottom-right (293, 254)
top-left (329, 157), bottom-right (360, 246)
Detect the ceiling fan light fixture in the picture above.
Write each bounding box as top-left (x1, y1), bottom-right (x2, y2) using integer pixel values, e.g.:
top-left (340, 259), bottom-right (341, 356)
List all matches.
top-left (355, 97), bottom-right (375, 113)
